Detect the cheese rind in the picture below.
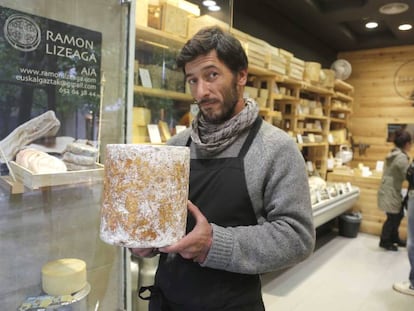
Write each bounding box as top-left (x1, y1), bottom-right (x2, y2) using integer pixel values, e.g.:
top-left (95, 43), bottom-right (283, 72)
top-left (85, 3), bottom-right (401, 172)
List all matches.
top-left (41, 258), bottom-right (87, 296)
top-left (100, 144), bottom-right (190, 248)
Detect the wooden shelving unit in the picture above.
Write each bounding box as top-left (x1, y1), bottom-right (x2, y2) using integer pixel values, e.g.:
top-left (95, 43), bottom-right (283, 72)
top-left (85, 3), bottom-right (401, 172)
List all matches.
top-left (328, 79), bottom-right (354, 158)
top-left (134, 86), bottom-right (192, 102)
top-left (133, 24), bottom-right (355, 179)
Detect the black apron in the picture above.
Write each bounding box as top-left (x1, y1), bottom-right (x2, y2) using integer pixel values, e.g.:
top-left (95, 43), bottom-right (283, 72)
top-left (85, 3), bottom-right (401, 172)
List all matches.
top-left (148, 117), bottom-right (265, 311)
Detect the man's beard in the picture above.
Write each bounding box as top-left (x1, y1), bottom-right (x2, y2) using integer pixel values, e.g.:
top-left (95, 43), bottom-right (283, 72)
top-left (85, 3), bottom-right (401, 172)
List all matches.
top-left (199, 78), bottom-right (240, 124)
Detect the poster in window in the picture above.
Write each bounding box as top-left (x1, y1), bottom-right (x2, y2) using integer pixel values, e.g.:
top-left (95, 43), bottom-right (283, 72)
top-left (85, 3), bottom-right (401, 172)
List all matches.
top-left (0, 6), bottom-right (102, 147)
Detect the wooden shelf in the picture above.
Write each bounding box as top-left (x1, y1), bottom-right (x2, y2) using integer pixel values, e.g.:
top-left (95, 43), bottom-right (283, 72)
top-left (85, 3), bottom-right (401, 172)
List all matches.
top-left (280, 76), bottom-right (302, 86)
top-left (0, 176), bottom-right (24, 194)
top-left (134, 86), bottom-right (193, 102)
top-left (301, 128), bottom-right (323, 133)
top-left (297, 114), bottom-right (328, 120)
top-left (330, 106), bottom-right (352, 113)
top-left (133, 26), bottom-right (354, 182)
top-left (271, 94), bottom-right (299, 101)
top-left (302, 82), bottom-right (334, 95)
top-left (248, 65), bottom-right (275, 77)
top-left (330, 118), bottom-right (347, 124)
top-left (136, 25), bottom-right (186, 49)
top-left (299, 142), bottom-right (328, 148)
top-left (334, 91), bottom-right (353, 102)
top-left (334, 79), bottom-right (354, 93)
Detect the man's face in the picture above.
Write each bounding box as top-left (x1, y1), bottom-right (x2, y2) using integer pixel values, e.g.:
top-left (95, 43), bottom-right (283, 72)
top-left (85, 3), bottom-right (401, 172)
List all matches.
top-left (185, 50), bottom-right (247, 124)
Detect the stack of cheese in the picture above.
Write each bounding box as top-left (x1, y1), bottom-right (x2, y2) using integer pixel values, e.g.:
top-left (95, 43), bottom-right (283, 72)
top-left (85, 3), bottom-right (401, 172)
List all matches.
top-left (304, 61), bottom-right (322, 83)
top-left (62, 142), bottom-right (98, 171)
top-left (288, 57), bottom-right (305, 81)
top-left (42, 258), bottom-right (87, 296)
top-left (267, 46), bottom-right (287, 75)
top-left (15, 148), bottom-right (67, 174)
top-left (246, 35), bottom-right (269, 68)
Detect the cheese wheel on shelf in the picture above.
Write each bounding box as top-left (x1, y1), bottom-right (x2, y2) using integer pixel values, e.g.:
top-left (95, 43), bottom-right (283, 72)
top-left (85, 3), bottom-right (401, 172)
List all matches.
top-left (65, 142), bottom-right (98, 157)
top-left (41, 258), bottom-right (87, 296)
top-left (100, 144), bottom-right (190, 248)
top-left (15, 148), bottom-right (67, 174)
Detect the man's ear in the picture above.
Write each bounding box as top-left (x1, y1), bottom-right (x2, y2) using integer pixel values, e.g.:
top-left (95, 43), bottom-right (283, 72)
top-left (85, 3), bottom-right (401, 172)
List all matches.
top-left (237, 69), bottom-right (248, 86)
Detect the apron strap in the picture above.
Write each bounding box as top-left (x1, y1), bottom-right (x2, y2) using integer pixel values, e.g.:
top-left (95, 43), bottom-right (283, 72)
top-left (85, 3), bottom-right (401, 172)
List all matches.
top-left (238, 116), bottom-right (262, 158)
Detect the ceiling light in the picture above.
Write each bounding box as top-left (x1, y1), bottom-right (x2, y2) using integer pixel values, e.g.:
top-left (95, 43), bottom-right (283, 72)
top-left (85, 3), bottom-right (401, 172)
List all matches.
top-left (365, 22), bottom-right (378, 29)
top-left (398, 24), bottom-right (412, 31)
top-left (202, 0), bottom-right (216, 6)
top-left (208, 5), bottom-right (221, 11)
top-left (379, 2), bottom-right (409, 15)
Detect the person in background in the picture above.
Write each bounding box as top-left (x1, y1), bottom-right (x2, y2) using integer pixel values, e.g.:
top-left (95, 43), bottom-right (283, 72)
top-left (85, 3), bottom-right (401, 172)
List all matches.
top-left (378, 129), bottom-right (412, 251)
top-left (393, 160), bottom-right (414, 295)
top-left (130, 26), bottom-right (315, 310)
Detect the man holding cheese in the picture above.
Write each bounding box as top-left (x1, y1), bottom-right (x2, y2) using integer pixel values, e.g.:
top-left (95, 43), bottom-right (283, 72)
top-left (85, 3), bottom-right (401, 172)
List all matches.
top-left (131, 26), bottom-right (315, 310)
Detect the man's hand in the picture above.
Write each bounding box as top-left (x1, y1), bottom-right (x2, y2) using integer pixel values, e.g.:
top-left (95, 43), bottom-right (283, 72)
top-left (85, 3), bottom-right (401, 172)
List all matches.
top-left (160, 200), bottom-right (212, 263)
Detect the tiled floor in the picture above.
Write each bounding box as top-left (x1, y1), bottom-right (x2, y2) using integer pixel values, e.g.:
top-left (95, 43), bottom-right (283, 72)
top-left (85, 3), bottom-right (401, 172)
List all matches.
top-left (261, 232), bottom-right (413, 311)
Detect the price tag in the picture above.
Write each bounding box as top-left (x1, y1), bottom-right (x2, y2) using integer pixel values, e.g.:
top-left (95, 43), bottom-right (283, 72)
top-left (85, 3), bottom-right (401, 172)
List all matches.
top-left (316, 190), bottom-right (322, 203)
top-left (335, 183), bottom-right (342, 195)
top-left (139, 68), bottom-right (152, 88)
top-left (327, 133), bottom-right (334, 144)
top-left (340, 183), bottom-right (346, 194)
top-left (147, 124), bottom-right (162, 144)
top-left (326, 188), bottom-right (332, 199)
top-left (297, 134), bottom-right (303, 144)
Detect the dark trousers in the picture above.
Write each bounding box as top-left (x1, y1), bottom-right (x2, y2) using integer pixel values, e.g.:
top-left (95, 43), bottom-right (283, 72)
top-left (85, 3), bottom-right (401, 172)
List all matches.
top-left (380, 208), bottom-right (404, 245)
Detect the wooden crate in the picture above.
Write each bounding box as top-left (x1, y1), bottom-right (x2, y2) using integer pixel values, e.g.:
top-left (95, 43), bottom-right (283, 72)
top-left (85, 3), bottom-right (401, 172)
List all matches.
top-left (147, 2), bottom-right (196, 37)
top-left (133, 107), bottom-right (151, 126)
top-left (187, 14), bottom-right (229, 38)
top-left (304, 62), bottom-right (321, 83)
top-left (161, 3), bottom-right (191, 37)
top-left (9, 161), bottom-right (104, 190)
top-left (136, 0), bottom-right (148, 27)
top-left (133, 125), bottom-right (149, 143)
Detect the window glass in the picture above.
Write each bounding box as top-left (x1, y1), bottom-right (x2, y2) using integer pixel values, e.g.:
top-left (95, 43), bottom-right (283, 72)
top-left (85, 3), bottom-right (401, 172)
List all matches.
top-left (0, 1), bottom-right (129, 310)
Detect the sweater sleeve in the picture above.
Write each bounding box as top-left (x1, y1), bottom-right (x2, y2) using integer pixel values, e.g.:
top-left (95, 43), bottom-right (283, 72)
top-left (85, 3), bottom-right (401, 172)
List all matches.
top-left (201, 124), bottom-right (315, 274)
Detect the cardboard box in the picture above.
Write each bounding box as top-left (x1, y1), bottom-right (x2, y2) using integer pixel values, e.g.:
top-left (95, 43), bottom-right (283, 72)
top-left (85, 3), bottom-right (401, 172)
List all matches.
top-left (133, 107), bottom-right (151, 126)
top-left (304, 61), bottom-right (321, 83)
top-left (161, 2), bottom-right (190, 37)
top-left (187, 14), bottom-right (229, 38)
top-left (136, 0), bottom-right (149, 27)
top-left (133, 125), bottom-right (150, 143)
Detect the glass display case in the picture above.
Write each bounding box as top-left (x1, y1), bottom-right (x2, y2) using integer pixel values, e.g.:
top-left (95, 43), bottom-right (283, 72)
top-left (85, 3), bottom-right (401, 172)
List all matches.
top-left (0, 0), bottom-right (131, 310)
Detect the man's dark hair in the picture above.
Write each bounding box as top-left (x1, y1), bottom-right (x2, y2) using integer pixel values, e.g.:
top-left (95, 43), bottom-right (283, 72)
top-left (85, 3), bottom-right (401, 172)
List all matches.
top-left (176, 26), bottom-right (248, 75)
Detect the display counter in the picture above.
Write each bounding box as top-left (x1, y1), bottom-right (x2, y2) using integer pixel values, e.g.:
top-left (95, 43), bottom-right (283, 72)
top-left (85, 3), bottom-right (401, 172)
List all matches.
top-left (327, 168), bottom-right (408, 238)
top-left (312, 185), bottom-right (360, 227)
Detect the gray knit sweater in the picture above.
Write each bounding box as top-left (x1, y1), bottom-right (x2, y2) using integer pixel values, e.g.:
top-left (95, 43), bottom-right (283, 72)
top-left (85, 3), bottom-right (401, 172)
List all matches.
top-left (168, 119), bottom-right (315, 275)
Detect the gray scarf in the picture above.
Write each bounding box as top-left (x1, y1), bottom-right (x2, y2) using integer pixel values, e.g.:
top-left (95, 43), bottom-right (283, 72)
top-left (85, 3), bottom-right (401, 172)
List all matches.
top-left (190, 98), bottom-right (259, 155)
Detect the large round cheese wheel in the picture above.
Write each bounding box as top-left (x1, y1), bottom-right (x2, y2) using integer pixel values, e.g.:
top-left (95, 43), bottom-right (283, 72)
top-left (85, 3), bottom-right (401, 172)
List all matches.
top-left (42, 258), bottom-right (87, 296)
top-left (100, 144), bottom-right (190, 248)
top-left (15, 148), bottom-right (67, 174)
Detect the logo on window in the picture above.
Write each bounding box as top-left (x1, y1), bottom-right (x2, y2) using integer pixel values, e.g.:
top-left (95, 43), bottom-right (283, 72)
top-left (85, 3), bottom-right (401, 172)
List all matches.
top-left (3, 14), bottom-right (41, 52)
top-left (394, 60), bottom-right (414, 101)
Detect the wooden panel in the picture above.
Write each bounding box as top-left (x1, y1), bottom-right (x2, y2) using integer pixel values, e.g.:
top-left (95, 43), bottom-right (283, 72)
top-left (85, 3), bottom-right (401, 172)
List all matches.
top-left (339, 45), bottom-right (414, 169)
